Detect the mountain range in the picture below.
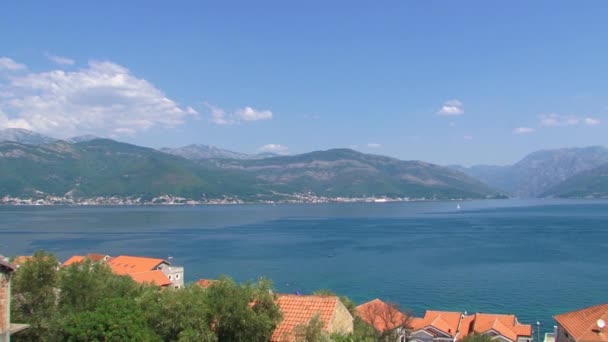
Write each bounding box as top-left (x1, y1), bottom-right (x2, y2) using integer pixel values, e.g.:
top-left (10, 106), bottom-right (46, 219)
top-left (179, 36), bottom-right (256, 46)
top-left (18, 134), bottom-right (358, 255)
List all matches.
top-left (0, 128), bottom-right (606, 201)
top-left (451, 146), bottom-right (608, 198)
top-left (0, 129), bottom-right (499, 201)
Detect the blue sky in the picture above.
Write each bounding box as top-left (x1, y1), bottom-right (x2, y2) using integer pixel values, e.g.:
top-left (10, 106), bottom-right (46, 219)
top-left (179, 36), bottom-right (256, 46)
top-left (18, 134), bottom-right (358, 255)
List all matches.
top-left (1, 1), bottom-right (607, 165)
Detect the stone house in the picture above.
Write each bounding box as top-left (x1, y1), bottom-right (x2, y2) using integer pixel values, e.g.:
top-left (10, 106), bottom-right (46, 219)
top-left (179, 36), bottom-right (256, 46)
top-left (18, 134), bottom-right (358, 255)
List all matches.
top-left (554, 304), bottom-right (608, 342)
top-left (271, 294), bottom-right (354, 342)
top-left (0, 257), bottom-right (27, 342)
top-left (107, 255), bottom-right (184, 289)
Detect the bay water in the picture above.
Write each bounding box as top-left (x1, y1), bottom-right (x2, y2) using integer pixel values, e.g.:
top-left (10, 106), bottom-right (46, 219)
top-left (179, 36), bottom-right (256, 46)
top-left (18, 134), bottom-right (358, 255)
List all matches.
top-left (1, 199), bottom-right (607, 333)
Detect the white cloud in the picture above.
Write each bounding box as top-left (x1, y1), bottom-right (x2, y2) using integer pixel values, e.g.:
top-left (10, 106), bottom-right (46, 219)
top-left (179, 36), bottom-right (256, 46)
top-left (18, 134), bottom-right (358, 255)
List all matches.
top-left (584, 117), bottom-right (600, 126)
top-left (0, 57), bottom-right (26, 71)
top-left (205, 102), bottom-right (233, 125)
top-left (45, 53), bottom-right (75, 66)
top-left (463, 135), bottom-right (473, 140)
top-left (540, 113), bottom-right (580, 127)
top-left (236, 106), bottom-right (272, 121)
top-left (0, 60), bottom-right (196, 137)
top-left (540, 113), bottom-right (600, 127)
top-left (259, 144), bottom-right (288, 154)
top-left (437, 99), bottom-right (464, 116)
top-left (367, 143), bottom-right (382, 148)
top-left (513, 127), bottom-right (536, 134)
top-left (205, 103), bottom-right (273, 125)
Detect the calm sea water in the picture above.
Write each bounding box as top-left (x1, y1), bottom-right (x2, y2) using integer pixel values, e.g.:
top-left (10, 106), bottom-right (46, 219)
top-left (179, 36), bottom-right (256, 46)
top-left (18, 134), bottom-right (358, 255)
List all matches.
top-left (1, 199), bottom-right (607, 333)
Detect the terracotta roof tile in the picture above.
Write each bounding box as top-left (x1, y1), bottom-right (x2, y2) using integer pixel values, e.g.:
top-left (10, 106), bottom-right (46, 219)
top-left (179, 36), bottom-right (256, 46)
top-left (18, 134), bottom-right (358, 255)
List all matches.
top-left (271, 295), bottom-right (339, 342)
top-left (554, 304), bottom-right (608, 342)
top-left (11, 255), bottom-right (33, 266)
top-left (356, 298), bottom-right (410, 332)
top-left (412, 310), bottom-right (464, 337)
top-left (63, 255), bottom-right (86, 266)
top-left (107, 255), bottom-right (166, 275)
top-left (197, 279), bottom-right (218, 289)
top-left (129, 270), bottom-right (172, 287)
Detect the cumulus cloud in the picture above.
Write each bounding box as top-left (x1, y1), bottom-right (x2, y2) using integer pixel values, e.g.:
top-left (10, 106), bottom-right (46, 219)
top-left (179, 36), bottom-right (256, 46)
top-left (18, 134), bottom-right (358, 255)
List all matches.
top-left (437, 99), bottom-right (464, 116)
top-left (540, 113), bottom-right (600, 127)
top-left (513, 127), bottom-right (535, 134)
top-left (259, 144), bottom-right (288, 154)
top-left (367, 143), bottom-right (382, 148)
top-left (0, 60), bottom-right (196, 137)
top-left (45, 52), bottom-right (75, 66)
top-left (0, 57), bottom-right (27, 71)
top-left (205, 103), bottom-right (273, 125)
top-left (584, 117), bottom-right (601, 125)
top-left (236, 106), bottom-right (272, 121)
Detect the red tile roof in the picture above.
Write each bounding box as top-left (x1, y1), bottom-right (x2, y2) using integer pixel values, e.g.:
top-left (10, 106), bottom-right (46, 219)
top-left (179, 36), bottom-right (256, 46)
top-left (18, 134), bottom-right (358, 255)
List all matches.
top-left (197, 279), bottom-right (218, 289)
top-left (554, 304), bottom-right (608, 342)
top-left (271, 295), bottom-right (340, 342)
top-left (11, 256), bottom-right (33, 266)
top-left (63, 253), bottom-right (110, 266)
top-left (411, 310), bottom-right (464, 337)
top-left (473, 313), bottom-right (532, 341)
top-left (107, 255), bottom-right (166, 275)
top-left (356, 298), bottom-right (410, 332)
top-left (129, 270), bottom-right (172, 287)
top-left (63, 255), bottom-right (86, 266)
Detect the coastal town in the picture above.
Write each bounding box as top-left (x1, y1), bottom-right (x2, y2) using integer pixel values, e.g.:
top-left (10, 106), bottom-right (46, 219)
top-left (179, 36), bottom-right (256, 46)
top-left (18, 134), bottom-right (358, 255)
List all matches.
top-left (2, 253), bottom-right (605, 342)
top-left (0, 193), bottom-right (429, 206)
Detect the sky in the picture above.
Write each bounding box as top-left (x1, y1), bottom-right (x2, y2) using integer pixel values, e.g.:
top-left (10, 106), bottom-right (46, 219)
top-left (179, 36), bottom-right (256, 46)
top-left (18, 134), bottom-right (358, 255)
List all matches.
top-left (1, 1), bottom-right (607, 165)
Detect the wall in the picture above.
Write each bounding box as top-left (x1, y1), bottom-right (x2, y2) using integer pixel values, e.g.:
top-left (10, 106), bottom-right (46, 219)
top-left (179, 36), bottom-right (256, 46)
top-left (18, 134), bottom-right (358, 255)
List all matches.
top-left (0, 271), bottom-right (9, 341)
top-left (328, 300), bottom-right (354, 335)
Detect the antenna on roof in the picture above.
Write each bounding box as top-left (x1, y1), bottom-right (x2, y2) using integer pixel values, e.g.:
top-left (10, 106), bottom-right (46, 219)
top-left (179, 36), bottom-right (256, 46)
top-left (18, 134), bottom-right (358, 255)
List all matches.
top-left (598, 319), bottom-right (606, 330)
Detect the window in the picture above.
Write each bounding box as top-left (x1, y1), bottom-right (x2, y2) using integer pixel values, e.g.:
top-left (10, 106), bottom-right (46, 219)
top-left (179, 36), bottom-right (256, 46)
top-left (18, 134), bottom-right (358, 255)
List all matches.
top-left (176, 274), bottom-right (180, 279)
top-left (168, 275), bottom-right (173, 280)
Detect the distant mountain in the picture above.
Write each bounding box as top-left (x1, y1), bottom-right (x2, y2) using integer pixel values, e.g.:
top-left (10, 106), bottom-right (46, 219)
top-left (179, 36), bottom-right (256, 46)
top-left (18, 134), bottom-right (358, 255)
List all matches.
top-left (0, 139), bottom-right (271, 200)
top-left (208, 148), bottom-right (500, 199)
top-left (542, 162), bottom-right (608, 198)
top-left (0, 141), bottom-right (498, 201)
top-left (68, 134), bottom-right (101, 143)
top-left (453, 146), bottom-right (608, 197)
top-left (161, 144), bottom-right (279, 160)
top-left (0, 128), bottom-right (57, 145)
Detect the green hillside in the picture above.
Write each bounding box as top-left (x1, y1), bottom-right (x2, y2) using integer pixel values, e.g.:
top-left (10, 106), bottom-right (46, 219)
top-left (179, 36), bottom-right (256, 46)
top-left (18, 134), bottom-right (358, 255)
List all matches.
top-left (0, 141), bottom-right (500, 201)
top-left (210, 148), bottom-right (499, 199)
top-left (0, 139), bottom-right (270, 200)
top-left (542, 163), bottom-right (608, 198)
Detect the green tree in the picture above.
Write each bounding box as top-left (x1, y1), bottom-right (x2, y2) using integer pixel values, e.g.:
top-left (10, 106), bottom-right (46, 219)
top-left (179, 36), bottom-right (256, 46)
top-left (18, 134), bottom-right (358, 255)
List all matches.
top-left (460, 333), bottom-right (496, 342)
top-left (139, 285), bottom-right (216, 342)
top-left (293, 313), bottom-right (332, 342)
top-left (58, 260), bottom-right (143, 313)
top-left (11, 251), bottom-right (60, 341)
top-left (60, 297), bottom-right (159, 341)
top-left (204, 277), bottom-right (282, 342)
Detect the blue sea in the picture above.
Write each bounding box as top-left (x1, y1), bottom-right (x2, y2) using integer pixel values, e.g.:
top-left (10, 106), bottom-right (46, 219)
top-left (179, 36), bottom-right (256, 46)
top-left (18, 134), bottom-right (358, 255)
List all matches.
top-left (1, 199), bottom-right (607, 333)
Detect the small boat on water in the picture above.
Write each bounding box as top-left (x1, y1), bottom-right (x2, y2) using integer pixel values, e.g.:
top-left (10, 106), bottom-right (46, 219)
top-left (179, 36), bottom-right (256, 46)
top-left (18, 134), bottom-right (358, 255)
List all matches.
top-left (457, 203), bottom-right (461, 210)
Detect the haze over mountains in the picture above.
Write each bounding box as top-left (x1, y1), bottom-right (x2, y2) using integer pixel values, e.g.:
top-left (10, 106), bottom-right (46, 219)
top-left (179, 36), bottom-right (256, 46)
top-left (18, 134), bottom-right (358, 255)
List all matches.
top-left (451, 146), bottom-right (608, 198)
top-left (0, 128), bottom-right (606, 201)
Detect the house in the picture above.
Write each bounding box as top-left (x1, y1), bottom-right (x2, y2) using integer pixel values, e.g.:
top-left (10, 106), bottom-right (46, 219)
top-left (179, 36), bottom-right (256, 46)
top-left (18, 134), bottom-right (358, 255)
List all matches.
top-left (410, 310), bottom-right (470, 342)
top-left (0, 257), bottom-right (27, 342)
top-left (356, 298), bottom-right (411, 341)
top-left (271, 294), bottom-right (354, 342)
top-left (62, 253), bottom-right (110, 266)
top-left (409, 310), bottom-right (532, 342)
top-left (471, 313), bottom-right (533, 342)
top-left (554, 304), bottom-right (608, 342)
top-left (107, 255), bottom-right (184, 289)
